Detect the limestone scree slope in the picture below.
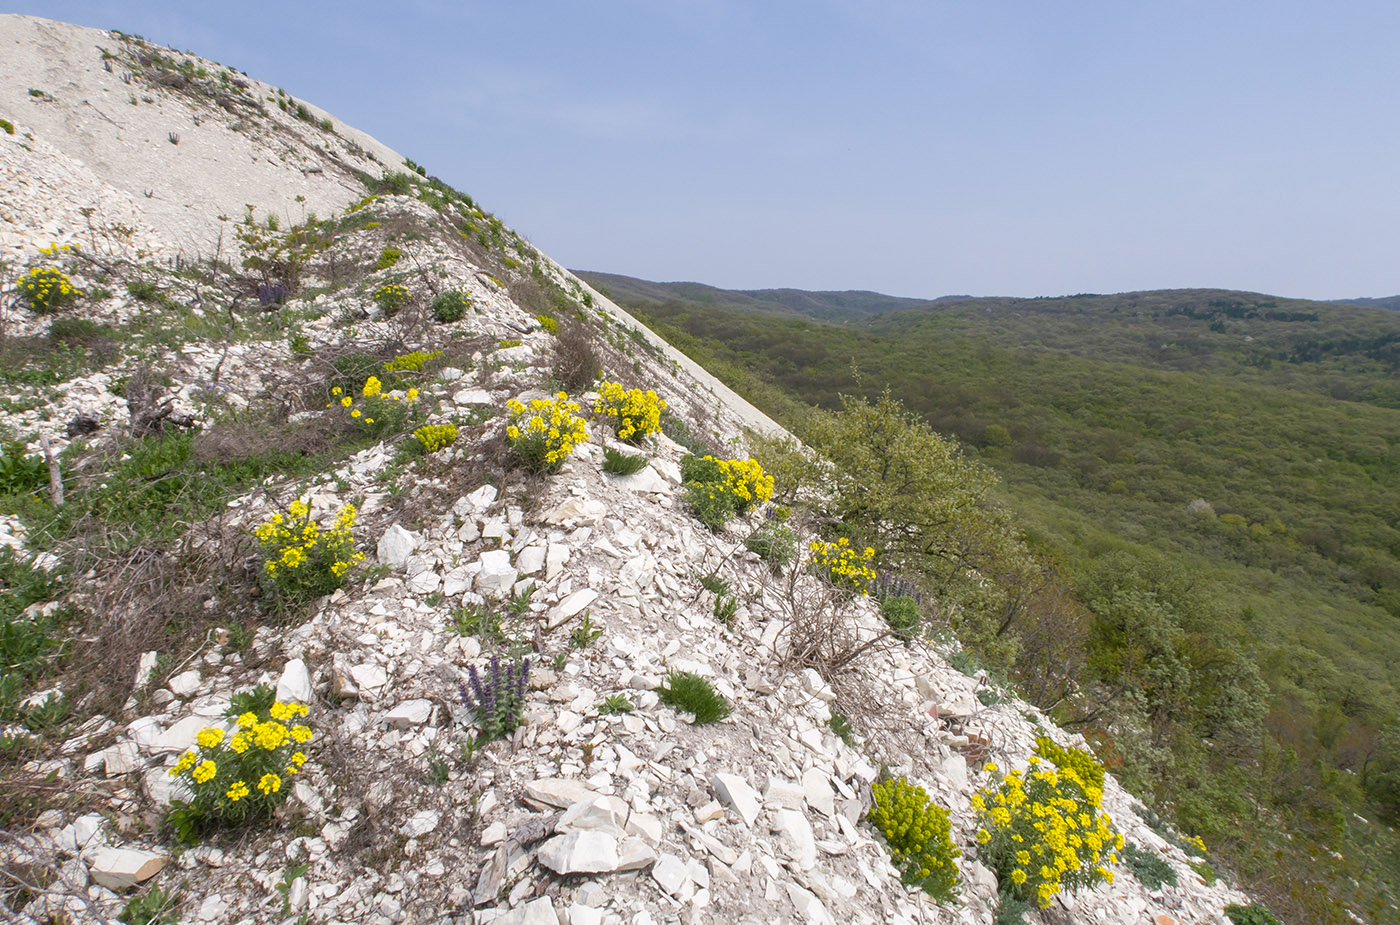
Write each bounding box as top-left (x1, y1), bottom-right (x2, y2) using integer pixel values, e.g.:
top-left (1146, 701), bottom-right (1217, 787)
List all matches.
top-left (0, 15), bottom-right (1258, 925)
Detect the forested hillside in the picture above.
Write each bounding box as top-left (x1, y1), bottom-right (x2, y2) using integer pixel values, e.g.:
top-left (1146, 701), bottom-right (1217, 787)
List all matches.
top-left (582, 271), bottom-right (1400, 924)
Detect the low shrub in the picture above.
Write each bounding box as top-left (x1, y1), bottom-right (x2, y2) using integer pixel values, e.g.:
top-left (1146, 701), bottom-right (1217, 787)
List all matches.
top-left (460, 654), bottom-right (530, 743)
top-left (165, 687), bottom-right (312, 844)
top-left (536, 314), bottom-right (559, 334)
top-left (658, 670), bottom-right (731, 724)
top-left (602, 446), bottom-right (648, 475)
top-left (809, 537), bottom-right (876, 594)
top-left (881, 595), bottom-right (922, 640)
top-left (552, 320), bottom-right (601, 390)
top-left (253, 499), bottom-right (363, 611)
top-left (431, 289), bottom-right (470, 323)
top-left (745, 514), bottom-right (797, 572)
top-left (505, 392), bottom-right (589, 473)
top-left (973, 750), bottom-right (1122, 912)
top-left (592, 380), bottom-right (666, 443)
top-left (374, 245), bottom-right (403, 269)
top-left (1223, 904), bottom-right (1283, 925)
top-left (383, 349), bottom-right (441, 374)
top-left (1118, 841), bottom-right (1177, 889)
top-left (0, 441), bottom-right (47, 496)
top-left (19, 267), bottom-right (78, 313)
top-left (413, 423), bottom-right (458, 453)
top-left (372, 283), bottom-right (409, 317)
top-left (867, 776), bottom-right (959, 901)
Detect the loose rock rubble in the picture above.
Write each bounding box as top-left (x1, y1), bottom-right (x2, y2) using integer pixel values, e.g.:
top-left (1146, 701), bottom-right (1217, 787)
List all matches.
top-left (0, 15), bottom-right (1259, 925)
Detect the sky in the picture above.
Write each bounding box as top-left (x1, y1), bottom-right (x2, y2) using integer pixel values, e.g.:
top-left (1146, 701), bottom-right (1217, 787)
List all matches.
top-left (10, 1), bottom-right (1400, 300)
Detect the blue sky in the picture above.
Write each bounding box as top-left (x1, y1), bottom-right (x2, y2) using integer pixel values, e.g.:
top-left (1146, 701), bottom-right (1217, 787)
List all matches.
top-left (12, 1), bottom-right (1400, 299)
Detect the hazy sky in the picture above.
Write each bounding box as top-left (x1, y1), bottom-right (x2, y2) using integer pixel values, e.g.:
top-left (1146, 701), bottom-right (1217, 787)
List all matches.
top-left (12, 1), bottom-right (1400, 299)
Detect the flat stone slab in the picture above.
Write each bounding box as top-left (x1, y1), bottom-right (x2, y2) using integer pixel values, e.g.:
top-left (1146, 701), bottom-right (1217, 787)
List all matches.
top-left (87, 847), bottom-right (166, 889)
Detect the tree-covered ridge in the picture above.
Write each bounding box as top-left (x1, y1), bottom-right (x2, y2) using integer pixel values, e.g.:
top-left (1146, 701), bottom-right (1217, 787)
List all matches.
top-left (600, 278), bottom-right (1400, 924)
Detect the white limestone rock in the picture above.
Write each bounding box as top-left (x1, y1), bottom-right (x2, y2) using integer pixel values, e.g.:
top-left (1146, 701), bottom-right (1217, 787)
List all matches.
top-left (377, 524), bottom-right (423, 568)
top-left (710, 772), bottom-right (763, 828)
top-left (86, 847), bottom-right (166, 889)
top-left (276, 658), bottom-right (313, 705)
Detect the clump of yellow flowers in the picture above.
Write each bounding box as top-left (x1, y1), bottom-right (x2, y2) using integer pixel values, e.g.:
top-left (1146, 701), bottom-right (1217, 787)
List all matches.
top-left (19, 265), bottom-right (79, 314)
top-left (867, 776), bottom-right (959, 901)
top-left (809, 537), bottom-right (877, 594)
top-left (679, 453), bottom-right (775, 531)
top-left (253, 498), bottom-right (363, 610)
top-left (973, 740), bottom-right (1122, 912)
top-left (327, 375), bottom-right (418, 437)
top-left (414, 422), bottom-right (459, 453)
top-left (372, 282), bottom-right (410, 317)
top-left (166, 685), bottom-right (312, 843)
top-left (592, 380), bottom-right (666, 443)
top-left (505, 392), bottom-right (589, 473)
top-left (383, 349), bottom-right (441, 373)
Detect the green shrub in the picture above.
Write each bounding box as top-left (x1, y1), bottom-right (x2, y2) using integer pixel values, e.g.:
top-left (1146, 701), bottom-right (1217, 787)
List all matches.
top-left (0, 549), bottom-right (66, 724)
top-left (372, 283), bottom-right (410, 317)
top-left (536, 314), bottom-right (559, 334)
top-left (602, 446), bottom-right (648, 475)
top-left (1223, 903), bottom-right (1283, 925)
top-left (745, 518), bottom-right (797, 572)
top-left (881, 595), bottom-right (922, 639)
top-left (413, 423), bottom-right (458, 453)
top-left (431, 289), bottom-right (470, 323)
top-left (374, 245), bottom-right (402, 269)
top-left (1118, 842), bottom-right (1177, 889)
top-left (378, 171), bottom-right (414, 195)
top-left (809, 537), bottom-right (876, 594)
top-left (0, 441), bottom-right (47, 496)
top-left (0, 119), bottom-right (13, 135)
top-left (252, 499), bottom-right (364, 612)
top-left (165, 687), bottom-right (312, 844)
top-left (19, 267), bottom-right (78, 313)
top-left (867, 776), bottom-right (959, 901)
top-left (1190, 858), bottom-right (1217, 884)
top-left (658, 670), bottom-right (731, 724)
top-left (505, 393), bottom-right (589, 473)
top-left (592, 380), bottom-right (666, 443)
top-left (126, 279), bottom-right (159, 302)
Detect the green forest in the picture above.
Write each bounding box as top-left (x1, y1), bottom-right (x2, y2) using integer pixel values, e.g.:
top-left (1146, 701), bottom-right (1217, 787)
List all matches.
top-left (582, 272), bottom-right (1400, 924)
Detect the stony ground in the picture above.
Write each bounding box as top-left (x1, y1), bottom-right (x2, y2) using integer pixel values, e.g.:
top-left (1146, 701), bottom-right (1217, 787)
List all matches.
top-left (1, 16), bottom-right (1261, 925)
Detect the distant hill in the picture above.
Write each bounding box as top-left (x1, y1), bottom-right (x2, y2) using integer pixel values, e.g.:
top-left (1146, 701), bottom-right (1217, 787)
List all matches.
top-left (575, 270), bottom-right (941, 321)
top-left (1331, 295), bottom-right (1400, 311)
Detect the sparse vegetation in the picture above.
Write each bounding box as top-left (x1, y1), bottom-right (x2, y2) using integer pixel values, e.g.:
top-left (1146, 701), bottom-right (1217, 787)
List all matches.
top-left (658, 670), bottom-right (731, 724)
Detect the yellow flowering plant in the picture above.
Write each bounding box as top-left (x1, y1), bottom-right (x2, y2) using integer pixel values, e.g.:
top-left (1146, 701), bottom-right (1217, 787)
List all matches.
top-left (413, 422), bottom-right (459, 453)
top-left (867, 776), bottom-right (960, 901)
top-left (592, 380), bottom-right (666, 444)
top-left (680, 454), bottom-right (775, 530)
top-left (165, 684), bottom-right (312, 844)
top-left (326, 375), bottom-right (416, 438)
top-left (809, 537), bottom-right (877, 594)
top-left (505, 392), bottom-right (589, 473)
top-left (19, 265), bottom-right (79, 314)
top-left (253, 499), bottom-right (364, 612)
top-left (972, 745), bottom-right (1122, 913)
top-left (383, 349), bottom-right (442, 374)
top-left (372, 282), bottom-right (410, 317)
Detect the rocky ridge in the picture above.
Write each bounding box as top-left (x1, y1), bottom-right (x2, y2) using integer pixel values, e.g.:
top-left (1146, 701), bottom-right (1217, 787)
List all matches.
top-left (1, 16), bottom-right (1256, 925)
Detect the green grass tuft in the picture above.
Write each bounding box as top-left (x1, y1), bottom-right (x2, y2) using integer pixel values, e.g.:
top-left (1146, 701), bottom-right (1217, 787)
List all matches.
top-left (658, 670), bottom-right (732, 724)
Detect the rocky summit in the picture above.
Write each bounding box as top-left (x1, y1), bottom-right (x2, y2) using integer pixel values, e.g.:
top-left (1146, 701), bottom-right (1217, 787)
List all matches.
top-left (1, 16), bottom-right (1257, 925)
